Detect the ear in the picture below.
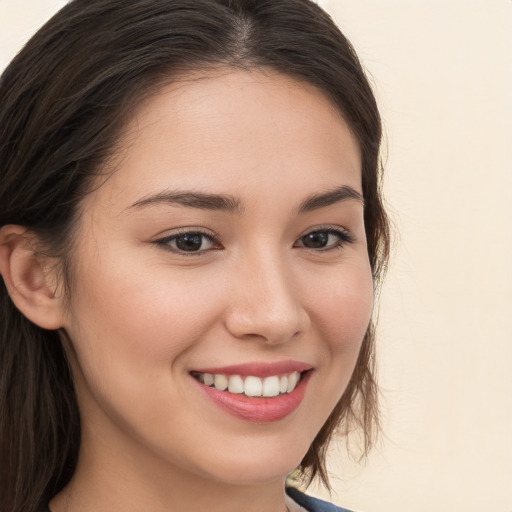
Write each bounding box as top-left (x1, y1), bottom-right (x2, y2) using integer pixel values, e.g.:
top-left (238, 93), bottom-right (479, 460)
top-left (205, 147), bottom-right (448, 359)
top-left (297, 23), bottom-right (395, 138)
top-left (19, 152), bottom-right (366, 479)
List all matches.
top-left (0, 225), bottom-right (66, 330)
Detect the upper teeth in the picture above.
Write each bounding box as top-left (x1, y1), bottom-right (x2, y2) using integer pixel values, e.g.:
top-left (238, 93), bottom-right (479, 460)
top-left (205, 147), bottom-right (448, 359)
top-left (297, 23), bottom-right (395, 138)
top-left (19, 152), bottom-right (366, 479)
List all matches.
top-left (194, 371), bottom-right (301, 397)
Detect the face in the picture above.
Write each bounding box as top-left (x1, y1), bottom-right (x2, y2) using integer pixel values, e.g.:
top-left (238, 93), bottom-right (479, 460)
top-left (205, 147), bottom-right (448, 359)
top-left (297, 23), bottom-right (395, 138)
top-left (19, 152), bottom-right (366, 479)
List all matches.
top-left (61, 69), bottom-right (373, 488)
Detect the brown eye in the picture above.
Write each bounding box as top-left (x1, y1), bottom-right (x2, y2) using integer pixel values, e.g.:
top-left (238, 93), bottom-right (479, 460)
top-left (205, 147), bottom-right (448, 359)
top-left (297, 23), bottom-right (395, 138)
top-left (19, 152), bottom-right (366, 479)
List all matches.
top-left (295, 228), bottom-right (354, 250)
top-left (301, 231), bottom-right (329, 249)
top-left (157, 231), bottom-right (220, 254)
top-left (174, 233), bottom-right (205, 251)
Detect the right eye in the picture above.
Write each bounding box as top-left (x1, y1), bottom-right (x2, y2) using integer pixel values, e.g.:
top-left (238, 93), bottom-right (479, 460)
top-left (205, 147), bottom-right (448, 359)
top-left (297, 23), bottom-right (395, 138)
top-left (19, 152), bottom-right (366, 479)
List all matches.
top-left (155, 230), bottom-right (221, 254)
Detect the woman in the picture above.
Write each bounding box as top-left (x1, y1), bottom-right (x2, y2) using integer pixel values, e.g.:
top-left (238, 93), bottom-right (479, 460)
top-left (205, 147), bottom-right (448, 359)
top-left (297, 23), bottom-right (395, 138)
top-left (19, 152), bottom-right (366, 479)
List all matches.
top-left (0, 1), bottom-right (389, 511)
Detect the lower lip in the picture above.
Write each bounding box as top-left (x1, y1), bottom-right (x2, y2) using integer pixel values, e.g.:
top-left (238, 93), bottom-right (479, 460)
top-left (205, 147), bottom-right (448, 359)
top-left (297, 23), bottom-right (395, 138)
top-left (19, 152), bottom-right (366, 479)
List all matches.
top-left (194, 372), bottom-right (311, 423)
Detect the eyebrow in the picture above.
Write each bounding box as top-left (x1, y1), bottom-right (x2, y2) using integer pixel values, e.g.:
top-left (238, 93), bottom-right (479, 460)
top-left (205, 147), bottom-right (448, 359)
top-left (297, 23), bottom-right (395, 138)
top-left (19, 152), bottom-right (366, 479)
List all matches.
top-left (127, 185), bottom-right (363, 215)
top-left (128, 190), bottom-right (243, 214)
top-left (298, 185), bottom-right (364, 212)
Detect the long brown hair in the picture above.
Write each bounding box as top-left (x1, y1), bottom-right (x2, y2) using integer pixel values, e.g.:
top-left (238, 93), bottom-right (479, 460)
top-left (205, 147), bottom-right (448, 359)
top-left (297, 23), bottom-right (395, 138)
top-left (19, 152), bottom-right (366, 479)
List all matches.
top-left (0, 1), bottom-right (390, 510)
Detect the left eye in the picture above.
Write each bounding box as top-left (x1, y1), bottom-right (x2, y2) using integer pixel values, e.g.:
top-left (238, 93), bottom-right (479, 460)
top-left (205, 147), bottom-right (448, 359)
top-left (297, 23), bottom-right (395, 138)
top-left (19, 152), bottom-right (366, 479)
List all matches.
top-left (295, 229), bottom-right (353, 250)
top-left (157, 231), bottom-right (219, 253)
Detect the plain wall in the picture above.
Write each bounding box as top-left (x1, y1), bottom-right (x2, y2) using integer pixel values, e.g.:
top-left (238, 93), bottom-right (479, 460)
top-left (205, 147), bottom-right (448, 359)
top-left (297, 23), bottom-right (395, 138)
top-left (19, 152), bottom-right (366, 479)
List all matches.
top-left (1, 1), bottom-right (511, 511)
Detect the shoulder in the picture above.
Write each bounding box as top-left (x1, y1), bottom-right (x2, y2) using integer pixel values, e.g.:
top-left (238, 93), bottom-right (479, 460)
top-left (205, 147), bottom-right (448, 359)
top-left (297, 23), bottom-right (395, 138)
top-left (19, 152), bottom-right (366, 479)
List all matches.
top-left (286, 486), bottom-right (357, 512)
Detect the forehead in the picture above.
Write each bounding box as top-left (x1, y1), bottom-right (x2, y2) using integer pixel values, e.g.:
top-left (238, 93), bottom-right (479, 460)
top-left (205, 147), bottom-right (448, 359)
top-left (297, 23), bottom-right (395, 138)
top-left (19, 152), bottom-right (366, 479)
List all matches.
top-left (91, 68), bottom-right (362, 212)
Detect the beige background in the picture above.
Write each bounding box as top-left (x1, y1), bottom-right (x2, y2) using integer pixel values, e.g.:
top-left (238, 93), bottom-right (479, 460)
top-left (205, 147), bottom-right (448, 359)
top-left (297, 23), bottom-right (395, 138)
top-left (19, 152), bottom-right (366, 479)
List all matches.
top-left (1, 1), bottom-right (511, 511)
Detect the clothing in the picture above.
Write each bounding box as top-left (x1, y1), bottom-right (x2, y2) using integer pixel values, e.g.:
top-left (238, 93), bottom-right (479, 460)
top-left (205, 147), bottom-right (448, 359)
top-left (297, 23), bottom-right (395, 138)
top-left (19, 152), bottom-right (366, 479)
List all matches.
top-left (286, 486), bottom-right (355, 512)
top-left (41, 487), bottom-right (354, 512)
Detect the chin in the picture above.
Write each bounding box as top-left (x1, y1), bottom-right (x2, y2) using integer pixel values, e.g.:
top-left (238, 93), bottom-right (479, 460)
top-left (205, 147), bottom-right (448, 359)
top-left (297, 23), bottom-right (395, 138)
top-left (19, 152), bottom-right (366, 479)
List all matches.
top-left (203, 460), bottom-right (296, 487)
top-left (187, 435), bottom-right (309, 487)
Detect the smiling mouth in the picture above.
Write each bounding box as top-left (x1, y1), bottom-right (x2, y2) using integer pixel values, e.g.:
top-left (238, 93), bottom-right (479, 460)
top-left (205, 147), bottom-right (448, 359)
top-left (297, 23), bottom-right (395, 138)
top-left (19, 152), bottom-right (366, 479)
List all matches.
top-left (191, 371), bottom-right (305, 398)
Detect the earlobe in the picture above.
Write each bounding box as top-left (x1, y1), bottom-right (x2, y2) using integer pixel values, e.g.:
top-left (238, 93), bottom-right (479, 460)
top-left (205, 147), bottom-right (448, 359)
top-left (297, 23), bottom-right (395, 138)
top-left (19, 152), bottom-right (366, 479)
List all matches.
top-left (0, 225), bottom-right (66, 330)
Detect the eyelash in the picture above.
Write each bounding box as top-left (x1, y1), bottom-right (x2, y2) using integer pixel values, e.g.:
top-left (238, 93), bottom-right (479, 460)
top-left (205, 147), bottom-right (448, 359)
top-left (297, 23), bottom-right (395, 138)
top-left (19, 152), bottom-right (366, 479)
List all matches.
top-left (154, 226), bottom-right (355, 256)
top-left (294, 226), bottom-right (355, 251)
top-left (155, 229), bottom-right (222, 256)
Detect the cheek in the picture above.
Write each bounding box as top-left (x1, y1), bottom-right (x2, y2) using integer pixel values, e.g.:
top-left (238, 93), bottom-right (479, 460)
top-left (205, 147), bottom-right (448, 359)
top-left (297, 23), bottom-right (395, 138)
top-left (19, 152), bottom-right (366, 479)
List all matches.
top-left (308, 260), bottom-right (374, 357)
top-left (289, 258), bottom-right (373, 444)
top-left (63, 256), bottom-right (232, 449)
top-left (65, 252), bottom-right (227, 389)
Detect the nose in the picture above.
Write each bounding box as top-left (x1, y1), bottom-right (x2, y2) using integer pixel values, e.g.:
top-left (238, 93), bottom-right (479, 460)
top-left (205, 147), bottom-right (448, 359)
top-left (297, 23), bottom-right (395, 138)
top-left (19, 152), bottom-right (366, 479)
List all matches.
top-left (224, 251), bottom-right (310, 344)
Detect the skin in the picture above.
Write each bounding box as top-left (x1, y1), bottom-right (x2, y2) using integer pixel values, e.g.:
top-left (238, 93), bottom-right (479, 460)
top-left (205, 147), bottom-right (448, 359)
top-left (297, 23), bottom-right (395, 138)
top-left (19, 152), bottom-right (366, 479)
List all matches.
top-left (4, 69), bottom-right (373, 512)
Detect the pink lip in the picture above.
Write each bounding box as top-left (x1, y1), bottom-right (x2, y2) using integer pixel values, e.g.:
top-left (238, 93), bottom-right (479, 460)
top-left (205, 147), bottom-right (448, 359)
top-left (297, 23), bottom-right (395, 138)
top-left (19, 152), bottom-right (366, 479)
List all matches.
top-left (192, 369), bottom-right (312, 423)
top-left (193, 360), bottom-right (313, 378)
